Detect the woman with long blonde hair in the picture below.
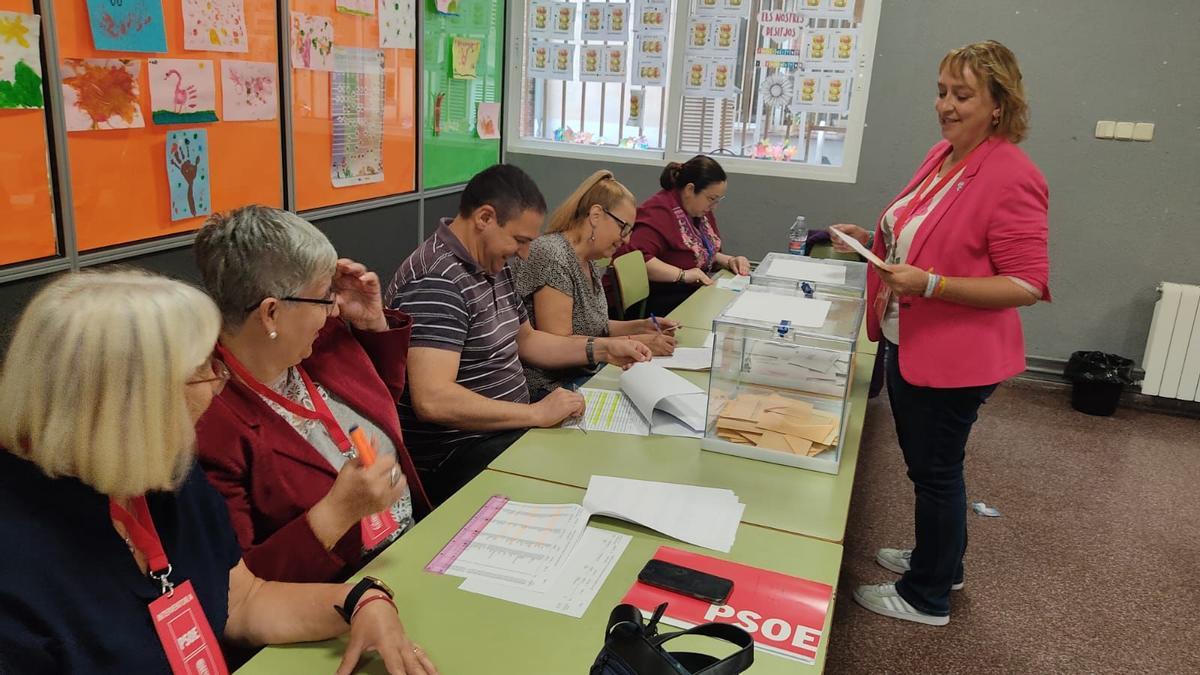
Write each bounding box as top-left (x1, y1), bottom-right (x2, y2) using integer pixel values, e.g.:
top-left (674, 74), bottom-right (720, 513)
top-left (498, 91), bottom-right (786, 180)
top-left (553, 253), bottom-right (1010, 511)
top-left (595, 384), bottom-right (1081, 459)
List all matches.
top-left (513, 170), bottom-right (677, 398)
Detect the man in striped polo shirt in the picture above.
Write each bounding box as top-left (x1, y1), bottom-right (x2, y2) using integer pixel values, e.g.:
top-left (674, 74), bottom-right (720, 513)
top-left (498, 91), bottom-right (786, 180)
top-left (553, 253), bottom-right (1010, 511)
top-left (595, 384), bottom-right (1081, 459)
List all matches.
top-left (386, 165), bottom-right (650, 504)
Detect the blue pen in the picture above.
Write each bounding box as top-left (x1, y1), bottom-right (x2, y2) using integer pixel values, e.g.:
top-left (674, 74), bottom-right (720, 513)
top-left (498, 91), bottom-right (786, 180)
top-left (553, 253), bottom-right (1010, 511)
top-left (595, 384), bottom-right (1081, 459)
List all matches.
top-left (649, 313), bottom-right (663, 335)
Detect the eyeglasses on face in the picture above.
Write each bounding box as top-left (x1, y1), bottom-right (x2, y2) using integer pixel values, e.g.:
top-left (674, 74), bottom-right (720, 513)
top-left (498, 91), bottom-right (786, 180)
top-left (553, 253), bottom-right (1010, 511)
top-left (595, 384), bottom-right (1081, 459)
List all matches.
top-left (244, 290), bottom-right (337, 315)
top-left (603, 208), bottom-right (635, 238)
top-left (187, 355), bottom-right (231, 393)
top-left (704, 192), bottom-right (727, 205)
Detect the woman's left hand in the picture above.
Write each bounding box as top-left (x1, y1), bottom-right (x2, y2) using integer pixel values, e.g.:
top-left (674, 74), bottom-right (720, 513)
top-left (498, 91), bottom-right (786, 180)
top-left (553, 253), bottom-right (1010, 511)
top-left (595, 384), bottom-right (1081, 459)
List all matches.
top-left (335, 598), bottom-right (438, 675)
top-left (877, 263), bottom-right (930, 297)
top-left (334, 258), bottom-right (389, 332)
top-left (725, 255), bottom-right (751, 276)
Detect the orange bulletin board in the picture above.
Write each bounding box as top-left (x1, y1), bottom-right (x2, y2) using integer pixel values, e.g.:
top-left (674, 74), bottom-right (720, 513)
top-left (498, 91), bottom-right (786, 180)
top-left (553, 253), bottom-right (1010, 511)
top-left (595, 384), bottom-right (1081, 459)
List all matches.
top-left (290, 1), bottom-right (416, 212)
top-left (54, 0), bottom-right (283, 251)
top-left (0, 0), bottom-right (57, 265)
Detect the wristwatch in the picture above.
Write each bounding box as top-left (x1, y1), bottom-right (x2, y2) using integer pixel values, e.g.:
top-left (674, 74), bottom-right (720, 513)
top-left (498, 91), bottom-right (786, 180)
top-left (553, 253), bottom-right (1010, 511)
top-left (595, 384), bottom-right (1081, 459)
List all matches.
top-left (586, 337), bottom-right (597, 368)
top-left (335, 576), bottom-right (394, 624)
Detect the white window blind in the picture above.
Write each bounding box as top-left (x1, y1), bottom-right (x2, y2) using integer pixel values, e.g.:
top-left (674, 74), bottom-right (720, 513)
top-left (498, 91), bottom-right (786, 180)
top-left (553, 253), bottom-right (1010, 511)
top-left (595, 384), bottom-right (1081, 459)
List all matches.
top-left (506, 0), bottom-right (880, 181)
top-left (509, 0), bottom-right (676, 156)
top-left (667, 0), bottom-right (879, 182)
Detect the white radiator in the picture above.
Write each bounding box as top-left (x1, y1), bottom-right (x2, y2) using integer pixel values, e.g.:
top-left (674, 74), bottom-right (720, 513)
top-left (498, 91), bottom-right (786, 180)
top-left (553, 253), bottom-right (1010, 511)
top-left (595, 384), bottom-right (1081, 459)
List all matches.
top-left (1142, 282), bottom-right (1200, 401)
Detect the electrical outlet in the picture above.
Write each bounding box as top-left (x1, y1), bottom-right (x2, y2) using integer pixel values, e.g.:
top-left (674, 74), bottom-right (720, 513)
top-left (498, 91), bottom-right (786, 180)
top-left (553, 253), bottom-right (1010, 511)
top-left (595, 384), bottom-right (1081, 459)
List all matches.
top-left (1133, 122), bottom-right (1155, 141)
top-left (1114, 122), bottom-right (1135, 140)
top-left (1095, 120), bottom-right (1116, 138)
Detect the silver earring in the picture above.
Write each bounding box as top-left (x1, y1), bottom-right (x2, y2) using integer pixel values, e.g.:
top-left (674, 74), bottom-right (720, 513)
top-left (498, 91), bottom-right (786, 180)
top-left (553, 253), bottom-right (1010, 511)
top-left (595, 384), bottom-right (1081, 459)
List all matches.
top-left (268, 331), bottom-right (278, 340)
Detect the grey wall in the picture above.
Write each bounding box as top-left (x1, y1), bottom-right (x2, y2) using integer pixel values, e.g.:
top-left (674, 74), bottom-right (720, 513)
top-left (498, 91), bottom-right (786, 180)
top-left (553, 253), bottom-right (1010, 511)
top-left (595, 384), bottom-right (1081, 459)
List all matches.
top-left (509, 0), bottom-right (1200, 366)
top-left (0, 200), bottom-right (430, 351)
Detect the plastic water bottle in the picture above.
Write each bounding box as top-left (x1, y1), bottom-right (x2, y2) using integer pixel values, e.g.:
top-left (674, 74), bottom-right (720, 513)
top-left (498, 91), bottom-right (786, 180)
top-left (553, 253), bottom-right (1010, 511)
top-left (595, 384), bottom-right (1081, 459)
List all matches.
top-left (788, 216), bottom-right (808, 255)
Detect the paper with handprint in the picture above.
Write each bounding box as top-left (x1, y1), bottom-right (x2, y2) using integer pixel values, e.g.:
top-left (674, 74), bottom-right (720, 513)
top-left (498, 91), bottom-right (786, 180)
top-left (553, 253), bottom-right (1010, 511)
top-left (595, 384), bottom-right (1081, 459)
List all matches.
top-left (220, 60), bottom-right (277, 120)
top-left (166, 129), bottom-right (211, 220)
top-left (148, 59), bottom-right (218, 124)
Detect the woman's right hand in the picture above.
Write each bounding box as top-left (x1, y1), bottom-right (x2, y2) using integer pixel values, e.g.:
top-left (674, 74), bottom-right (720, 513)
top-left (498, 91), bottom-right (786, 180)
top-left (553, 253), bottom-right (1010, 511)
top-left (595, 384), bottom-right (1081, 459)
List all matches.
top-left (326, 453), bottom-right (409, 523)
top-left (828, 224), bottom-right (870, 253)
top-left (682, 268), bottom-right (714, 285)
top-left (632, 332), bottom-right (677, 356)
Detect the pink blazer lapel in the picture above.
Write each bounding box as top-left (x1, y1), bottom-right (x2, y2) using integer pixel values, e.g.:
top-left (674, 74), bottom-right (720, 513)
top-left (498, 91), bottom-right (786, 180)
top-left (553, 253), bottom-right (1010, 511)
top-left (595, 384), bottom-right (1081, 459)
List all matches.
top-left (904, 136), bottom-right (1004, 264)
top-left (875, 142), bottom-right (950, 235)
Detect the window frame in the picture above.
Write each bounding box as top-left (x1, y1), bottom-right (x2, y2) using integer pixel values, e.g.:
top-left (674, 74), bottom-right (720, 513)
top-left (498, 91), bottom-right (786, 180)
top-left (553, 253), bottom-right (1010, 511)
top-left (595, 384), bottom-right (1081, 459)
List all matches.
top-left (505, 0), bottom-right (882, 183)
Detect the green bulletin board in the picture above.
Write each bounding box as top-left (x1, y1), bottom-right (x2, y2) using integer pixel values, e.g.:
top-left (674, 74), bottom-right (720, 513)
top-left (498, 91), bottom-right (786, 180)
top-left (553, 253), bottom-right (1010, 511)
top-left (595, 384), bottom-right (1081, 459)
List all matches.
top-left (422, 0), bottom-right (503, 188)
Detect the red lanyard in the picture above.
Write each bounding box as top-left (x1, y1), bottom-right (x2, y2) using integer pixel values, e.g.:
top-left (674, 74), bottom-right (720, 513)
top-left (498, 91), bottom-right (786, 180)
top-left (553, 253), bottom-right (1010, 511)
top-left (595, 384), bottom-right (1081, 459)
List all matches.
top-left (890, 143), bottom-right (981, 243)
top-left (110, 496), bottom-right (173, 590)
top-left (215, 344), bottom-right (352, 452)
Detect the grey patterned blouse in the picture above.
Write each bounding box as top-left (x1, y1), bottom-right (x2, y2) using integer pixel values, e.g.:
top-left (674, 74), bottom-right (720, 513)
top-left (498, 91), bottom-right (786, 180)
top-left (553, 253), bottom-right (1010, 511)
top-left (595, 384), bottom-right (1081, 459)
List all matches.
top-left (512, 232), bottom-right (610, 396)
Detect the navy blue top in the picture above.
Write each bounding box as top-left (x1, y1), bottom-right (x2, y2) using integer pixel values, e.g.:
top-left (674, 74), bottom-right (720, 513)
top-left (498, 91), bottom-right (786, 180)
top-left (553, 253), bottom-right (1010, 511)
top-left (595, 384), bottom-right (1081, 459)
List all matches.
top-left (0, 450), bottom-right (243, 674)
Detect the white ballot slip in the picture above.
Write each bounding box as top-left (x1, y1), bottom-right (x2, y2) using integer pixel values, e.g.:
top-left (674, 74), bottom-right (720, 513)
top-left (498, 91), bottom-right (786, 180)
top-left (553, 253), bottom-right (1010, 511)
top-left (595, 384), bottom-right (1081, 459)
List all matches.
top-left (829, 227), bottom-right (887, 267)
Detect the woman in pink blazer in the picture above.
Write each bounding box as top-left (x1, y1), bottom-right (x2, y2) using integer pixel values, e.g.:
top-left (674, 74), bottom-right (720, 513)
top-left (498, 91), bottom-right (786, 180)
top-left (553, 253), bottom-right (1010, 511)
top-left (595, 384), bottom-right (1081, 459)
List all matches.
top-left (832, 41), bottom-right (1050, 626)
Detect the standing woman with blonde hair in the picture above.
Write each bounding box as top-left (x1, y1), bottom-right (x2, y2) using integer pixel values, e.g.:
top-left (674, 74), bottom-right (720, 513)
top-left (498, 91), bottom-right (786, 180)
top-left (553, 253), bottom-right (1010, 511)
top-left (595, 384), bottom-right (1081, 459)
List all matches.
top-left (0, 270), bottom-right (436, 674)
top-left (830, 40), bottom-right (1050, 626)
top-left (513, 170), bottom-right (678, 398)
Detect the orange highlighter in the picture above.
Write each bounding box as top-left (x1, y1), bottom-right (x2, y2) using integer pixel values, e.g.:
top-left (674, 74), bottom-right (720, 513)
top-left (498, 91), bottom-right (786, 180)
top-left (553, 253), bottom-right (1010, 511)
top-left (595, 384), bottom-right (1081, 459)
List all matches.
top-left (348, 425), bottom-right (377, 466)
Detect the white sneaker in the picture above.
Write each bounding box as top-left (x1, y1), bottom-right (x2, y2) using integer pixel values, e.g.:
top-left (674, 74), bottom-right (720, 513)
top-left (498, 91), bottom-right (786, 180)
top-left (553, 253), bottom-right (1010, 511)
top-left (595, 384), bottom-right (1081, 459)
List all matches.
top-left (852, 582), bottom-right (949, 626)
top-left (875, 548), bottom-right (964, 591)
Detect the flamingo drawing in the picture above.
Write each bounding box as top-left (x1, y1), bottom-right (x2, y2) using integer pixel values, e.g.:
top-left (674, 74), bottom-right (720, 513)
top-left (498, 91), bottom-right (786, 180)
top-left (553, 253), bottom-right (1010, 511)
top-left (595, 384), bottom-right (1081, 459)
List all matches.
top-left (164, 69), bottom-right (198, 114)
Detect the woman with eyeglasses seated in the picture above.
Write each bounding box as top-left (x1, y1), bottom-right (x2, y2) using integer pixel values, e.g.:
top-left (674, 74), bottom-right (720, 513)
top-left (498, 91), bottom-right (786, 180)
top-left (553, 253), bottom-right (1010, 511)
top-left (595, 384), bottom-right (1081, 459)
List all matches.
top-left (193, 205), bottom-right (431, 584)
top-left (0, 270), bottom-right (437, 675)
top-left (511, 170), bottom-right (678, 400)
top-left (613, 155), bottom-right (751, 317)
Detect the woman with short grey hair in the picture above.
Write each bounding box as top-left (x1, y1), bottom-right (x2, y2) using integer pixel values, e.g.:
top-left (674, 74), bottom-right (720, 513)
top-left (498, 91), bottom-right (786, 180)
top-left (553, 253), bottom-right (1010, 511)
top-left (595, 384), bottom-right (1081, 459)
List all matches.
top-left (193, 205), bottom-right (433, 585)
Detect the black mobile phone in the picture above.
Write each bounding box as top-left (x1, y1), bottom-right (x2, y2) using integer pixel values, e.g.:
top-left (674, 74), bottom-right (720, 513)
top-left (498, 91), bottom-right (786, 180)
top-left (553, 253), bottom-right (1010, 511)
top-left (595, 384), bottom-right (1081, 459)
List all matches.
top-left (637, 559), bottom-right (734, 604)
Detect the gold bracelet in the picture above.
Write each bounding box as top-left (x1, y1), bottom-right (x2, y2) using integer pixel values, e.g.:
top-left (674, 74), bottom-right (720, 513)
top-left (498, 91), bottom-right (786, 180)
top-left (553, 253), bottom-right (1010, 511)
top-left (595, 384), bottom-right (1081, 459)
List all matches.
top-left (935, 275), bottom-right (948, 297)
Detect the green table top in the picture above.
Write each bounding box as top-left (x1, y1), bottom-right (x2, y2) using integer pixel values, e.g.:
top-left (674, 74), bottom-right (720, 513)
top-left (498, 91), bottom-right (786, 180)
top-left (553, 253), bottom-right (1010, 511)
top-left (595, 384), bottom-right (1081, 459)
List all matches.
top-left (236, 471), bottom-right (843, 674)
top-left (491, 343), bottom-right (875, 543)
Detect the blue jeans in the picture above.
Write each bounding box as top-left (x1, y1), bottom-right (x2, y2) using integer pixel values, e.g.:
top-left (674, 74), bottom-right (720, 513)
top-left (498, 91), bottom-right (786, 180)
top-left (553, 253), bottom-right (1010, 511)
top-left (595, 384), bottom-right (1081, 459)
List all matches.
top-left (884, 342), bottom-right (998, 616)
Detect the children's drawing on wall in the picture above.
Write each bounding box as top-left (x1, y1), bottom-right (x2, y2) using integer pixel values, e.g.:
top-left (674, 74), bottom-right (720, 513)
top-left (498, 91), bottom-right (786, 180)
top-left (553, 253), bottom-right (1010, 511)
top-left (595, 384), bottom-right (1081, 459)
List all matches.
top-left (166, 128), bottom-right (211, 220)
top-left (181, 0), bottom-right (248, 53)
top-left (148, 58), bottom-right (218, 124)
top-left (476, 102), bottom-right (499, 139)
top-left (290, 12), bottom-right (334, 71)
top-left (220, 60), bottom-right (277, 121)
top-left (61, 58), bottom-right (145, 131)
top-left (451, 36), bottom-right (481, 79)
top-left (336, 0), bottom-right (375, 17)
top-left (84, 0), bottom-right (167, 53)
top-left (0, 11), bottom-right (43, 109)
top-left (378, 0), bottom-right (415, 49)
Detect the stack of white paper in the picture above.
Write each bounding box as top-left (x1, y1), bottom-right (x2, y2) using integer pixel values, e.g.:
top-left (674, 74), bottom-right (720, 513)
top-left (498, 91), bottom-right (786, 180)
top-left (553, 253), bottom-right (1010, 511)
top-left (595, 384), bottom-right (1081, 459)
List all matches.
top-left (583, 475), bottom-right (745, 553)
top-left (458, 526), bottom-right (630, 618)
top-left (761, 257), bottom-right (848, 285)
top-left (442, 500), bottom-right (631, 618)
top-left (652, 347), bottom-right (713, 371)
top-left (725, 291), bottom-right (832, 328)
top-left (716, 275), bottom-right (750, 291)
top-left (619, 362), bottom-right (707, 432)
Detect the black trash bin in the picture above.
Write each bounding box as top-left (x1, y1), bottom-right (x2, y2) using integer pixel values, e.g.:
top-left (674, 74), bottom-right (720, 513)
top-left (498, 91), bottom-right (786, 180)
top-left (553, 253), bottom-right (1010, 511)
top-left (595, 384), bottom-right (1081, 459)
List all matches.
top-left (1063, 351), bottom-right (1135, 416)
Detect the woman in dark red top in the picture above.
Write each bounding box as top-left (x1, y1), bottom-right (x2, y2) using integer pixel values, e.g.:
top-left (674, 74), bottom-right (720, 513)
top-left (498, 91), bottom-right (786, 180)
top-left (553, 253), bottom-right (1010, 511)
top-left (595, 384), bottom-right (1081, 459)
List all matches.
top-left (614, 155), bottom-right (751, 317)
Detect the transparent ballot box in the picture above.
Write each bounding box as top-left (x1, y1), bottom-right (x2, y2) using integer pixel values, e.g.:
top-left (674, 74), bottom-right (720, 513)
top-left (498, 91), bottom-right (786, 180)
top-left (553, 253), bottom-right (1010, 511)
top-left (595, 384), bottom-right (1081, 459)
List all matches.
top-left (750, 252), bottom-right (867, 298)
top-left (702, 286), bottom-right (865, 474)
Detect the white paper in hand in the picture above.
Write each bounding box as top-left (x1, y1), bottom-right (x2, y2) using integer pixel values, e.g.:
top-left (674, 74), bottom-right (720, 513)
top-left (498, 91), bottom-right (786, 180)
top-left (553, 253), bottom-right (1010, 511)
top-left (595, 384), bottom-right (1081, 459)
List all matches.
top-left (830, 227), bottom-right (887, 268)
